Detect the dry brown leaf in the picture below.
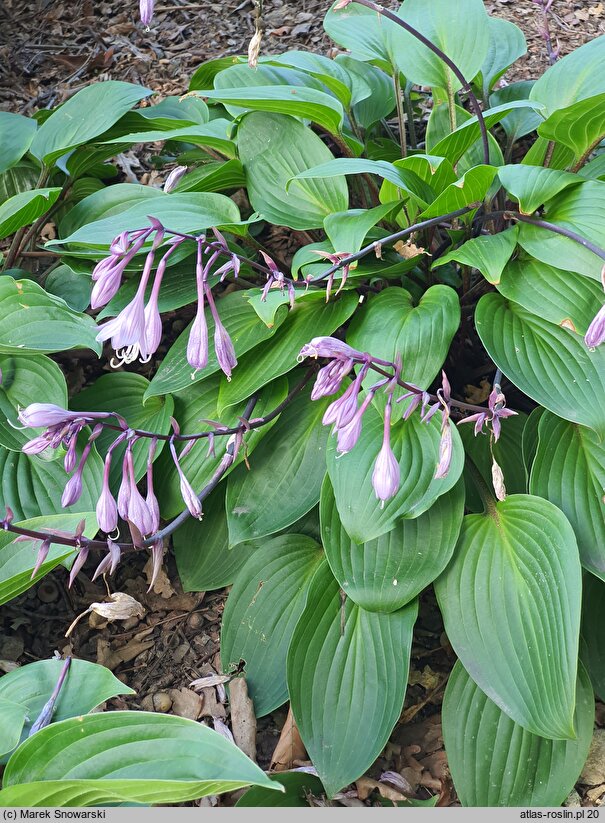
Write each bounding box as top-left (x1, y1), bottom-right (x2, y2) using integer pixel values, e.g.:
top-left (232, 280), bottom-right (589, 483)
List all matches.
top-left (96, 636), bottom-right (154, 670)
top-left (394, 240), bottom-right (425, 259)
top-left (355, 777), bottom-right (409, 803)
top-left (190, 673), bottom-right (232, 690)
top-left (143, 556), bottom-right (175, 599)
top-left (271, 706), bottom-right (307, 772)
top-left (464, 379), bottom-right (491, 404)
top-left (408, 665), bottom-right (441, 690)
top-left (229, 677), bottom-right (257, 763)
top-left (168, 687), bottom-right (204, 720)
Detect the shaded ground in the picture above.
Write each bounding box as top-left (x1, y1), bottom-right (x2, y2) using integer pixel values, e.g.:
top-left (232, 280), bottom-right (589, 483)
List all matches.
top-left (1, 0), bottom-right (605, 808)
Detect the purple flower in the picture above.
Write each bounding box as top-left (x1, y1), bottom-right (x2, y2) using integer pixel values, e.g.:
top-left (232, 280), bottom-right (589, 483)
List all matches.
top-left (146, 439), bottom-right (160, 534)
top-left (205, 282), bottom-right (237, 380)
top-left (458, 386), bottom-right (517, 441)
top-left (434, 419), bottom-right (453, 479)
top-left (187, 239), bottom-right (209, 372)
top-left (140, 0), bottom-right (154, 26)
top-left (164, 166), bottom-right (187, 193)
top-left (119, 447), bottom-right (154, 536)
top-left (91, 228), bottom-right (152, 310)
top-left (69, 545), bottom-right (90, 588)
top-left (169, 441), bottom-right (202, 519)
top-left (372, 401), bottom-right (400, 505)
top-left (18, 404), bottom-right (81, 429)
top-left (336, 391), bottom-right (374, 454)
top-left (92, 539), bottom-right (121, 580)
top-left (585, 304), bottom-right (605, 349)
top-left (31, 539), bottom-right (51, 579)
top-left (97, 454), bottom-right (118, 534)
top-left (311, 358), bottom-right (354, 400)
top-left (299, 337), bottom-right (364, 362)
top-left (62, 469), bottom-right (83, 508)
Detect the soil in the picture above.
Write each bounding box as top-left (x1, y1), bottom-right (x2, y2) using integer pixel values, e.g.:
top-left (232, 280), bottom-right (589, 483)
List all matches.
top-left (1, 0), bottom-right (605, 809)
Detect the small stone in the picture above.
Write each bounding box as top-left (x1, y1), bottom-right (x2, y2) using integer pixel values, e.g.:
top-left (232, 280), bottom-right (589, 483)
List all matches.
top-left (152, 692), bottom-right (173, 713)
top-left (187, 613), bottom-right (204, 631)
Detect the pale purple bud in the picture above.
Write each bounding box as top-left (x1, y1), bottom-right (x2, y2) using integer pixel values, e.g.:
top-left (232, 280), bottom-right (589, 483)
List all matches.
top-left (170, 441), bottom-right (202, 519)
top-left (164, 166), bottom-right (187, 193)
top-left (124, 448), bottom-right (154, 536)
top-left (372, 400), bottom-right (400, 504)
top-left (28, 657), bottom-right (71, 736)
top-left (97, 456), bottom-right (118, 534)
top-left (140, 0), bottom-right (154, 26)
top-left (336, 391), bottom-right (374, 454)
top-left (213, 318), bottom-right (237, 381)
top-left (187, 306), bottom-right (208, 372)
top-left (311, 358), bottom-right (354, 400)
top-left (117, 451), bottom-right (131, 518)
top-left (22, 434), bottom-right (51, 455)
top-left (143, 296), bottom-right (162, 358)
top-left (64, 437), bottom-right (79, 474)
top-left (110, 231), bottom-right (130, 255)
top-left (322, 368), bottom-right (366, 429)
top-left (434, 419), bottom-right (453, 479)
top-left (31, 539), bottom-right (51, 579)
top-left (90, 260), bottom-right (127, 310)
top-left (92, 539), bottom-right (121, 580)
top-left (146, 440), bottom-right (160, 534)
top-left (585, 304), bottom-right (605, 350)
top-left (61, 471), bottom-right (83, 508)
top-left (68, 546), bottom-right (89, 587)
top-left (147, 540), bottom-right (164, 592)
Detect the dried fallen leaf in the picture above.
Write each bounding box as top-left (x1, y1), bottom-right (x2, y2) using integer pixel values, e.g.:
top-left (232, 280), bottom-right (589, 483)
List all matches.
top-left (394, 240), bottom-right (425, 259)
top-left (229, 677), bottom-right (257, 763)
top-left (356, 776), bottom-right (410, 803)
top-left (91, 593), bottom-right (146, 621)
top-left (271, 706), bottom-right (307, 772)
top-left (190, 673), bottom-right (233, 690)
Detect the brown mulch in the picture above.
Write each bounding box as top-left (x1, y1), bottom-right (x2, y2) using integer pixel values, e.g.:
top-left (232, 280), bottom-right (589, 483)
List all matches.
top-left (2, 0), bottom-right (605, 808)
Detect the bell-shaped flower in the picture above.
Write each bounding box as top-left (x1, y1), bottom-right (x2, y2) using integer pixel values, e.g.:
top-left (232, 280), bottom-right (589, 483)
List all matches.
top-left (371, 401), bottom-right (400, 505)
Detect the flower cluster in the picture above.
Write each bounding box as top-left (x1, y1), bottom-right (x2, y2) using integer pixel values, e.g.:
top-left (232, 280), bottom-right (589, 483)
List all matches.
top-left (585, 267), bottom-right (605, 350)
top-left (91, 220), bottom-right (242, 379)
top-left (300, 336), bottom-right (517, 506)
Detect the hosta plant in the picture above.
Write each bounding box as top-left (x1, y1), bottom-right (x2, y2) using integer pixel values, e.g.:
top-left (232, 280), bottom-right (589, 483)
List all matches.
top-left (0, 0), bottom-right (604, 807)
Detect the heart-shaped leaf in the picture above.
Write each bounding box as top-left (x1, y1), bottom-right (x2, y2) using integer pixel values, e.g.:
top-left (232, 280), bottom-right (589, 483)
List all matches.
top-left (238, 112), bottom-right (348, 230)
top-left (221, 534), bottom-right (323, 716)
top-left (476, 293), bottom-right (605, 439)
top-left (0, 276), bottom-right (101, 355)
top-left (529, 411), bottom-right (605, 581)
top-left (0, 112), bottom-right (37, 175)
top-left (442, 660), bottom-right (594, 806)
top-left (0, 659), bottom-right (133, 756)
top-left (327, 405), bottom-right (464, 543)
top-left (0, 712), bottom-right (278, 806)
top-left (538, 94), bottom-right (605, 165)
top-left (477, 17), bottom-right (526, 99)
top-left (433, 226), bottom-right (518, 285)
top-left (346, 286), bottom-right (460, 391)
top-left (321, 476), bottom-right (464, 611)
top-left (226, 386), bottom-right (332, 545)
top-left (0, 188), bottom-right (61, 240)
top-left (498, 165), bottom-right (582, 215)
top-left (0, 355), bottom-right (67, 452)
top-left (435, 494), bottom-right (582, 739)
top-left (287, 561), bottom-right (417, 797)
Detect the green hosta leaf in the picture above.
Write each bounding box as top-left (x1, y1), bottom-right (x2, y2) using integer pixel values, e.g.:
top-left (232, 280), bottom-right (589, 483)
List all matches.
top-left (172, 159), bottom-right (245, 193)
top-left (237, 112), bottom-right (349, 230)
top-left (70, 373), bottom-right (174, 488)
top-left (324, 203), bottom-right (399, 255)
top-left (477, 18), bottom-right (526, 99)
top-left (0, 712), bottom-right (278, 806)
top-left (102, 120), bottom-right (237, 159)
top-left (336, 57), bottom-right (395, 130)
top-left (433, 226), bottom-right (518, 285)
top-left (0, 514), bottom-right (97, 606)
top-left (226, 387), bottom-right (332, 545)
top-left (435, 494), bottom-right (581, 739)
top-left (490, 81), bottom-right (543, 143)
top-left (132, 94), bottom-right (209, 125)
top-left (419, 166), bottom-right (497, 220)
top-left (154, 376), bottom-right (288, 519)
top-left (323, 3), bottom-right (404, 71)
top-left (516, 180), bottom-right (605, 280)
top-left (327, 405), bottom-right (464, 544)
top-left (346, 286), bottom-right (460, 396)
top-left (236, 772), bottom-right (324, 807)
top-left (0, 188), bottom-right (61, 240)
top-left (497, 257), bottom-right (603, 335)
top-left (522, 407), bottom-right (544, 478)
top-left (217, 291), bottom-right (358, 412)
top-left (0, 162), bottom-right (40, 205)
top-left (476, 293), bottom-right (605, 439)
top-left (0, 659), bottom-right (134, 753)
top-left (530, 35), bottom-right (605, 118)
top-left (321, 476), bottom-right (464, 612)
top-left (0, 113), bottom-right (37, 174)
top-left (287, 561), bottom-right (417, 797)
top-left (0, 277), bottom-right (100, 355)
top-left (268, 50), bottom-right (353, 106)
top-left (174, 487), bottom-right (257, 592)
top-left (294, 158), bottom-right (434, 208)
top-left (580, 153), bottom-right (605, 182)
top-left (498, 165), bottom-right (582, 214)
top-left (194, 87), bottom-right (344, 134)
top-left (58, 183), bottom-right (162, 239)
top-left (0, 355), bottom-right (67, 451)
top-left (529, 411), bottom-right (605, 582)
top-left (0, 699), bottom-right (28, 757)
top-left (459, 413), bottom-right (527, 513)
top-left (581, 573), bottom-right (605, 701)
top-left (431, 103), bottom-right (541, 167)
top-left (0, 444), bottom-right (102, 522)
top-left (443, 661), bottom-right (594, 807)
top-left (30, 81), bottom-right (153, 165)
top-left (49, 192), bottom-right (243, 250)
top-left (145, 289), bottom-right (288, 400)
top-left (221, 534), bottom-right (323, 716)
top-left (538, 94), bottom-right (605, 165)
top-left (45, 264), bottom-right (92, 312)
